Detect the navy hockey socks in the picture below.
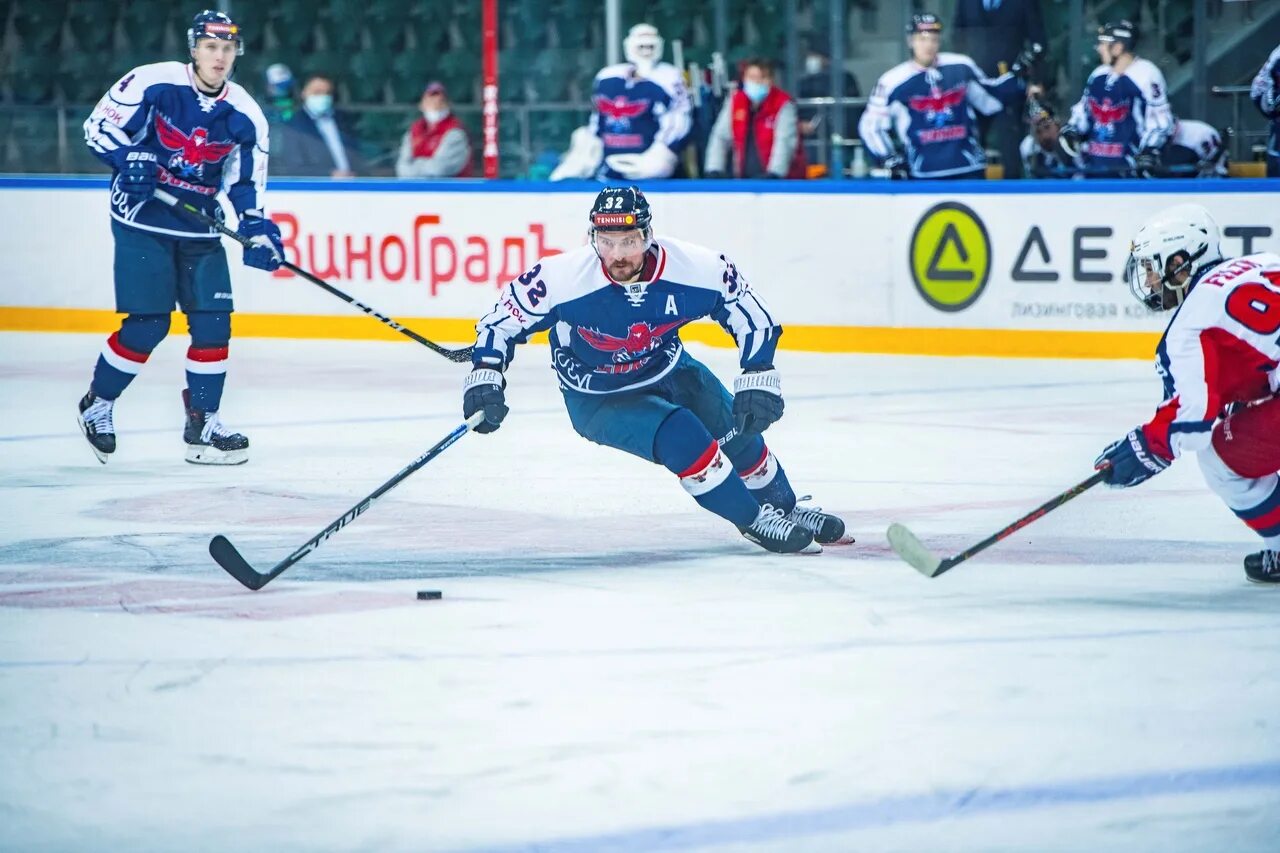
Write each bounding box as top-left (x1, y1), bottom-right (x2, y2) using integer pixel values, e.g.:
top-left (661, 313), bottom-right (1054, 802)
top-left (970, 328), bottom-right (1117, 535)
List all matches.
top-left (655, 408), bottom-right (760, 528)
top-left (91, 313), bottom-right (170, 400)
top-left (185, 312), bottom-right (230, 412)
top-left (732, 437), bottom-right (797, 513)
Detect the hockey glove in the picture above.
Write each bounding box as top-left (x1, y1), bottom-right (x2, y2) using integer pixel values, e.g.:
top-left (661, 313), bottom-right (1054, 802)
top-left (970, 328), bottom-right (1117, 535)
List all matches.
top-left (1057, 126), bottom-right (1082, 164)
top-left (463, 367), bottom-right (509, 434)
top-left (1094, 428), bottom-right (1171, 488)
top-left (118, 149), bottom-right (158, 205)
top-left (883, 154), bottom-right (910, 180)
top-left (733, 367), bottom-right (784, 438)
top-left (1134, 147), bottom-right (1162, 178)
top-left (237, 212), bottom-right (284, 272)
top-left (1009, 43), bottom-right (1044, 80)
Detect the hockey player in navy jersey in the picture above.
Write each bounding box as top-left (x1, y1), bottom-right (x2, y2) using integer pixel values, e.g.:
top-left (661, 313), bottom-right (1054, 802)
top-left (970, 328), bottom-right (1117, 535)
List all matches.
top-left (859, 13), bottom-right (1027, 179)
top-left (550, 24), bottom-right (693, 181)
top-left (1250, 43), bottom-right (1280, 177)
top-left (463, 187), bottom-right (850, 555)
top-left (1060, 20), bottom-right (1173, 177)
top-left (77, 10), bottom-right (282, 466)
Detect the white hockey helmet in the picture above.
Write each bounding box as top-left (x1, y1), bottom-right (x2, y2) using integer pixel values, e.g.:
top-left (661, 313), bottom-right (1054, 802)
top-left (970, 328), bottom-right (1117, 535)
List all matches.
top-left (1124, 203), bottom-right (1223, 311)
top-left (624, 24), bottom-right (664, 73)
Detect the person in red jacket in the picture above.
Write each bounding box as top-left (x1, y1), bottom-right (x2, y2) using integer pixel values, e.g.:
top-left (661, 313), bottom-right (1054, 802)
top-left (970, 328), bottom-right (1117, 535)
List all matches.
top-left (703, 58), bottom-right (806, 179)
top-left (395, 81), bottom-right (473, 178)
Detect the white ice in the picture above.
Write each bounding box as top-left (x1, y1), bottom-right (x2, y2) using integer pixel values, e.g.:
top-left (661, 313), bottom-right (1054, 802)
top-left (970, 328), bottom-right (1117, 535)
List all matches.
top-left (1, 331), bottom-right (1277, 852)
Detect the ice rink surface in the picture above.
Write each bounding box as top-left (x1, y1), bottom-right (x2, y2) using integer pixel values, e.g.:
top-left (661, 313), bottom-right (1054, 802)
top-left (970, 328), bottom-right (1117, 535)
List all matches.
top-left (2, 331), bottom-right (1278, 852)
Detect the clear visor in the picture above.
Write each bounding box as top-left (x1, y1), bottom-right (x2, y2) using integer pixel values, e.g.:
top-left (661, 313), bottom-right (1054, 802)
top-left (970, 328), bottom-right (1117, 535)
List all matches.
top-left (592, 229), bottom-right (649, 258)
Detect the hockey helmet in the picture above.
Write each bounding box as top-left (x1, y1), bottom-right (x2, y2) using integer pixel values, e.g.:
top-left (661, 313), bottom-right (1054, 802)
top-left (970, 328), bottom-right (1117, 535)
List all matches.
top-left (1097, 20), bottom-right (1138, 52)
top-left (624, 24), bottom-right (664, 72)
top-left (906, 14), bottom-right (943, 36)
top-left (589, 186), bottom-right (652, 236)
top-left (1124, 203), bottom-right (1223, 311)
top-left (188, 9), bottom-right (244, 56)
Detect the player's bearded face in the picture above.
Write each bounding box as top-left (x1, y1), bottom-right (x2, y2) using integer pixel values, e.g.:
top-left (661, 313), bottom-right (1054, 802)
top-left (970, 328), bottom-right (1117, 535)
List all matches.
top-left (595, 229), bottom-right (648, 280)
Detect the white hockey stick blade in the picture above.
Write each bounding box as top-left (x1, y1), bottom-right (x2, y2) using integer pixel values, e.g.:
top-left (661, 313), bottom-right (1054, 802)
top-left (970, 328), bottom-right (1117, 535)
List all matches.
top-left (886, 523), bottom-right (944, 577)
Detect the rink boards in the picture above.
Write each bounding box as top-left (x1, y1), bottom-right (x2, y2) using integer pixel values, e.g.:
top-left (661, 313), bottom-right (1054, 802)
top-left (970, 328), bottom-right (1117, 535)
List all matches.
top-left (1, 176), bottom-right (1276, 358)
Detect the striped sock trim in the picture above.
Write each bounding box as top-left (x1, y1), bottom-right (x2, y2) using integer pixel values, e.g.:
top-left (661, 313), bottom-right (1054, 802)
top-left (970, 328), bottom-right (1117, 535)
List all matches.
top-left (1235, 482), bottom-right (1280, 537)
top-left (739, 448), bottom-right (778, 489)
top-left (186, 345), bottom-right (228, 375)
top-left (100, 331), bottom-right (150, 374)
top-left (679, 443), bottom-right (732, 497)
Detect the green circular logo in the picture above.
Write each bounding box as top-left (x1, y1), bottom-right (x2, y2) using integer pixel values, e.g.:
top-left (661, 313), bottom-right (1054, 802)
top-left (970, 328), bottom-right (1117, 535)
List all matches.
top-left (909, 202), bottom-right (991, 312)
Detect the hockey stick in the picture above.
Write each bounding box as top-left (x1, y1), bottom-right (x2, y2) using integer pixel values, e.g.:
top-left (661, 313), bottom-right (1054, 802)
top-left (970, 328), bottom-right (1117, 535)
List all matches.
top-left (886, 470), bottom-right (1108, 578)
top-left (210, 411), bottom-right (485, 590)
top-left (152, 189), bottom-right (473, 364)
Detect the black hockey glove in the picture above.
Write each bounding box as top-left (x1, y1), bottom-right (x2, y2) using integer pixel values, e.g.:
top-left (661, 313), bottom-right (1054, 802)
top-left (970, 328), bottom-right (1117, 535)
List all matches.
top-left (463, 367), bottom-right (509, 434)
top-left (1094, 428), bottom-right (1170, 488)
top-left (732, 367), bottom-right (784, 438)
top-left (1134, 147), bottom-right (1162, 178)
top-left (118, 149), bottom-right (158, 205)
top-left (1009, 42), bottom-right (1044, 80)
top-left (883, 154), bottom-right (910, 180)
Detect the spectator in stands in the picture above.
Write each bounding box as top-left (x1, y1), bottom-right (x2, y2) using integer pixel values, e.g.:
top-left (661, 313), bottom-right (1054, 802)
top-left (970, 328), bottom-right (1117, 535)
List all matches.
top-left (795, 34), bottom-right (860, 141)
top-left (396, 81), bottom-right (473, 178)
top-left (263, 63), bottom-right (296, 124)
top-left (703, 58), bottom-right (806, 179)
top-left (859, 14), bottom-right (1027, 180)
top-left (1251, 44), bottom-right (1280, 177)
top-left (271, 74), bottom-right (362, 178)
top-left (952, 0), bottom-right (1046, 178)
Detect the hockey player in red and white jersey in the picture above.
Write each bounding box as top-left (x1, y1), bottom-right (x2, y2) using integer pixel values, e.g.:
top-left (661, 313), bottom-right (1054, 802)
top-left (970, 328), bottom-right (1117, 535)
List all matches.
top-left (1094, 204), bottom-right (1280, 583)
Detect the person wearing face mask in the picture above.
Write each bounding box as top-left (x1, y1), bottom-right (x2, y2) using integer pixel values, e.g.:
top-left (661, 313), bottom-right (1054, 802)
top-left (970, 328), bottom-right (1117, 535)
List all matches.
top-left (272, 74), bottom-right (362, 177)
top-left (703, 58), bottom-right (806, 179)
top-left (395, 81), bottom-right (473, 178)
top-left (795, 36), bottom-right (860, 141)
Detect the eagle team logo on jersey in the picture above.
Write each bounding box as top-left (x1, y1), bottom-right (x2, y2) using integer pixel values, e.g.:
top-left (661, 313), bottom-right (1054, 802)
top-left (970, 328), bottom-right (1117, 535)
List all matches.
top-left (1087, 97), bottom-right (1131, 139)
top-left (594, 95), bottom-right (650, 128)
top-left (579, 319), bottom-right (683, 362)
top-left (909, 84), bottom-right (966, 125)
top-left (154, 114), bottom-right (235, 180)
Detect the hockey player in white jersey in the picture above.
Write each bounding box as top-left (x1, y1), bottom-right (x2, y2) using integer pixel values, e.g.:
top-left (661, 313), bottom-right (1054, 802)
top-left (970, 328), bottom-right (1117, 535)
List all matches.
top-left (550, 24), bottom-right (693, 181)
top-left (76, 9), bottom-right (282, 466)
top-left (463, 187), bottom-right (851, 555)
top-left (1060, 20), bottom-right (1174, 177)
top-left (1094, 204), bottom-right (1280, 583)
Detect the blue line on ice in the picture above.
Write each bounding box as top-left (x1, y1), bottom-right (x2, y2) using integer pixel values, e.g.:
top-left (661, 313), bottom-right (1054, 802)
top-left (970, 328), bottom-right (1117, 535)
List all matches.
top-left (461, 759), bottom-right (1280, 852)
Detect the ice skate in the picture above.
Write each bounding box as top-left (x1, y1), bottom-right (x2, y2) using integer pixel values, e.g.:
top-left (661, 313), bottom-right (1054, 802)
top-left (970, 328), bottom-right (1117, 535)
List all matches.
top-left (740, 503), bottom-right (821, 554)
top-left (1244, 550), bottom-right (1280, 585)
top-left (183, 389), bottom-right (249, 465)
top-left (77, 391), bottom-right (116, 464)
top-left (788, 497), bottom-right (854, 544)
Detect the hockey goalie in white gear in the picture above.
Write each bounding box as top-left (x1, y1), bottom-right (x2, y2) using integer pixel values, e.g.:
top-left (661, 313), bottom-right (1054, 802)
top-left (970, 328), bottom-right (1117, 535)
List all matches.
top-left (550, 23), bottom-right (691, 181)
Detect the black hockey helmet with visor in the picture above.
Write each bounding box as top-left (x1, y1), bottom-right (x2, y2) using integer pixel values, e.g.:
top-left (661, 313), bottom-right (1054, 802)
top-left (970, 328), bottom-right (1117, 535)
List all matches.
top-left (189, 9), bottom-right (244, 55)
top-left (589, 186), bottom-right (653, 258)
top-left (906, 14), bottom-right (943, 35)
top-left (1097, 20), bottom-right (1138, 52)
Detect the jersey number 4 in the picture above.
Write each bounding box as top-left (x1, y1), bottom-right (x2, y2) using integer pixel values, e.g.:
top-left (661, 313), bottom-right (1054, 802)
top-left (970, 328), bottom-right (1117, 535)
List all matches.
top-left (1225, 272), bottom-right (1280, 337)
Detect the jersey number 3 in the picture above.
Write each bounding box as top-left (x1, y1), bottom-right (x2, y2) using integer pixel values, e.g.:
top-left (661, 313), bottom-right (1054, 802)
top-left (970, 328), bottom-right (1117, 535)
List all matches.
top-left (518, 264), bottom-right (547, 308)
top-left (1225, 273), bottom-right (1280, 337)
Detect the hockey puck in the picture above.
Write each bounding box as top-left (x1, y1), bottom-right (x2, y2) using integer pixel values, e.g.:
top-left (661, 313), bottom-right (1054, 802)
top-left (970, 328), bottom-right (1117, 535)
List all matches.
top-left (416, 590), bottom-right (442, 601)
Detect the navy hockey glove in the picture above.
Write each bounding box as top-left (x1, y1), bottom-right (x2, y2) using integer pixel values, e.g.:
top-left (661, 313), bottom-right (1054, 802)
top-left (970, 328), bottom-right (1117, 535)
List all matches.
top-left (463, 367), bottom-right (508, 434)
top-left (733, 367), bottom-right (784, 438)
top-left (1094, 428), bottom-right (1171, 488)
top-left (237, 212), bottom-right (284, 272)
top-left (118, 149), bottom-right (158, 204)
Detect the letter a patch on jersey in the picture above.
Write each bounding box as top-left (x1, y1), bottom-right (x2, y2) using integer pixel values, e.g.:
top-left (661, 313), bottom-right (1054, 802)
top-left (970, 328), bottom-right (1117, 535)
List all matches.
top-left (665, 294), bottom-right (678, 315)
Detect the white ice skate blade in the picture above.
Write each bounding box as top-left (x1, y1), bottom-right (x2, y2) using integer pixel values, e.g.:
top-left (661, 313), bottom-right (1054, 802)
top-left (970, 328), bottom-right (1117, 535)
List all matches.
top-left (886, 523), bottom-right (944, 577)
top-left (76, 414), bottom-right (108, 464)
top-left (185, 445), bottom-right (248, 466)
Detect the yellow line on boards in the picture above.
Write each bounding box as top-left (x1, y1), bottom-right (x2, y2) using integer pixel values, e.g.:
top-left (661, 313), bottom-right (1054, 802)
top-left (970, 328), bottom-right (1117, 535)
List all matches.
top-left (0, 306), bottom-right (1159, 360)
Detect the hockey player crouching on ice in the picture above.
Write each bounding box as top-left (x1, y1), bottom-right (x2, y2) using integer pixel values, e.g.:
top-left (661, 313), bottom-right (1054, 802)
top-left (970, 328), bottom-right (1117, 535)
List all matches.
top-left (77, 9), bottom-right (283, 465)
top-left (1094, 204), bottom-right (1280, 584)
top-left (463, 187), bottom-right (850, 554)
top-left (550, 24), bottom-right (692, 181)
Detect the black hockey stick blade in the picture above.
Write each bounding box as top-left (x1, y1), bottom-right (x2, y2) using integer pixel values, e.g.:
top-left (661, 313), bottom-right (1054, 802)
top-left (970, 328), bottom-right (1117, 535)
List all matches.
top-left (886, 523), bottom-right (948, 577)
top-left (209, 534), bottom-right (274, 590)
